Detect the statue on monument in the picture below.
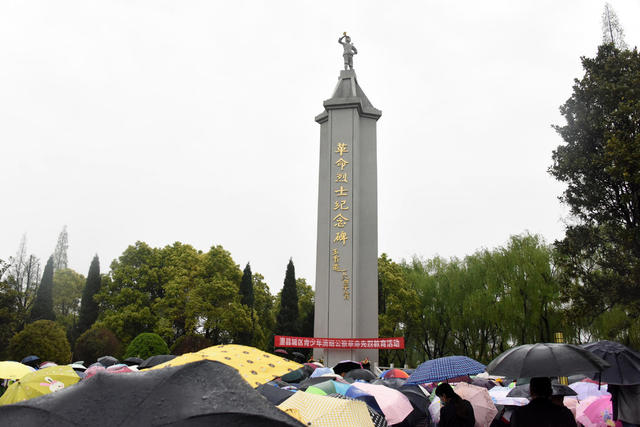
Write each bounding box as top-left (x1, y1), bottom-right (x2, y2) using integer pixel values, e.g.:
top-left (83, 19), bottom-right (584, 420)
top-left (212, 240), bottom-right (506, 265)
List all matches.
top-left (338, 32), bottom-right (357, 70)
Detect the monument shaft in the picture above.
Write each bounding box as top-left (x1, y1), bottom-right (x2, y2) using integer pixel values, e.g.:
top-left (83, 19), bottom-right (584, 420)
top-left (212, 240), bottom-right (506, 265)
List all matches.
top-left (313, 69), bottom-right (381, 366)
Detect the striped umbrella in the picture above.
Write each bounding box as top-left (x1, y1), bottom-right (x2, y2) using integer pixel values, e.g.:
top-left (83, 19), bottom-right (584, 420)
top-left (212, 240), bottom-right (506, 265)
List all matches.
top-left (407, 356), bottom-right (485, 385)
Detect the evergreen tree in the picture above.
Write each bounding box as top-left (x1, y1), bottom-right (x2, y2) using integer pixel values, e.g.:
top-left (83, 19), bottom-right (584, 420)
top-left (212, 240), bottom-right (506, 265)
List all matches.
top-left (29, 256), bottom-right (55, 322)
top-left (238, 263), bottom-right (254, 345)
top-left (275, 259), bottom-right (299, 337)
top-left (52, 226), bottom-right (69, 271)
top-left (75, 255), bottom-right (101, 338)
top-left (239, 263), bottom-right (254, 307)
top-left (602, 3), bottom-right (627, 50)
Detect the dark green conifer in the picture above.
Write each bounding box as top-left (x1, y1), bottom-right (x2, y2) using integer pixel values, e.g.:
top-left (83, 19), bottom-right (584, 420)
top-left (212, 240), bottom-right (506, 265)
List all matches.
top-left (29, 256), bottom-right (55, 322)
top-left (239, 263), bottom-right (254, 307)
top-left (275, 259), bottom-right (299, 337)
top-left (75, 255), bottom-right (101, 338)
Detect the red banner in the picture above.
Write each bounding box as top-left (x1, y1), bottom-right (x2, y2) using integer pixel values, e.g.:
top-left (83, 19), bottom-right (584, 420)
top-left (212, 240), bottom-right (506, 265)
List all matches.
top-left (274, 336), bottom-right (404, 349)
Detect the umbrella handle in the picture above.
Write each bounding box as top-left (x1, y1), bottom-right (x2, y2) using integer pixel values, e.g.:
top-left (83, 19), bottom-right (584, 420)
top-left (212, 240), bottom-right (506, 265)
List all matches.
top-left (598, 371), bottom-right (601, 390)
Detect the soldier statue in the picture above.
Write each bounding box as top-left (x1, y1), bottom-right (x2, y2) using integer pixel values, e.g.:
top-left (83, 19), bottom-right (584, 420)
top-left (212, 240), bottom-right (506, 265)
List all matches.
top-left (338, 32), bottom-right (358, 70)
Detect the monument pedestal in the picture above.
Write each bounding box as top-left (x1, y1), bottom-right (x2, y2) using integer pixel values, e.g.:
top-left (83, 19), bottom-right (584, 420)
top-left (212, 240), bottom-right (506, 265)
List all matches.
top-left (313, 70), bottom-right (381, 367)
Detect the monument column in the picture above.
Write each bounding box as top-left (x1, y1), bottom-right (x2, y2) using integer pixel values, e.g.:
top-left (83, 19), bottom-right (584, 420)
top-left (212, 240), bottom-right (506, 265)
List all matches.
top-left (313, 43), bottom-right (381, 366)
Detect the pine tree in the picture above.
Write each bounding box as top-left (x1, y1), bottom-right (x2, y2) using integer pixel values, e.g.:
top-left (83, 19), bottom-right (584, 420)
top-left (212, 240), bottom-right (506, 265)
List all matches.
top-left (238, 263), bottom-right (254, 345)
top-left (239, 263), bottom-right (254, 307)
top-left (52, 226), bottom-right (69, 271)
top-left (75, 255), bottom-right (101, 338)
top-left (602, 3), bottom-right (628, 50)
top-left (29, 256), bottom-right (56, 322)
top-left (276, 259), bottom-right (299, 337)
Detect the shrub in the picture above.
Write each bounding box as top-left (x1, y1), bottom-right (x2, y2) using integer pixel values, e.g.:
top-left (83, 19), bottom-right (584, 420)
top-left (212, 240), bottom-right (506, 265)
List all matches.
top-left (170, 335), bottom-right (213, 355)
top-left (74, 327), bottom-right (123, 364)
top-left (8, 320), bottom-right (71, 364)
top-left (124, 333), bottom-right (169, 359)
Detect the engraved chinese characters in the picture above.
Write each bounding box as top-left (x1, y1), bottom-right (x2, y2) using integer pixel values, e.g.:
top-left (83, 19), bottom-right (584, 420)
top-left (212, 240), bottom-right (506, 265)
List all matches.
top-left (332, 142), bottom-right (351, 300)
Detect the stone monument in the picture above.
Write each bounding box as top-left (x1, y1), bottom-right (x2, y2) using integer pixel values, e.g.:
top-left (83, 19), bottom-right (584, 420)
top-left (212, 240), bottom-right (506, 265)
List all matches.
top-left (313, 34), bottom-right (382, 366)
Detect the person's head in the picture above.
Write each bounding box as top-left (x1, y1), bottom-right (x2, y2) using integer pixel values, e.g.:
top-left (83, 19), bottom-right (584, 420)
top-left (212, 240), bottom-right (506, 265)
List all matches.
top-left (435, 383), bottom-right (457, 403)
top-left (345, 36), bottom-right (351, 43)
top-left (529, 377), bottom-right (552, 399)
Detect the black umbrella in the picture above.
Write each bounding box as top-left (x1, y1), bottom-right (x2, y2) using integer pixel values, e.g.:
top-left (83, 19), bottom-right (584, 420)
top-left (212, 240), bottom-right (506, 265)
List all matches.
top-left (257, 383), bottom-right (296, 405)
top-left (138, 354), bottom-right (176, 369)
top-left (370, 378), bottom-right (407, 389)
top-left (333, 360), bottom-right (361, 375)
top-left (471, 377), bottom-right (497, 390)
top-left (395, 385), bottom-right (431, 427)
top-left (122, 357), bottom-right (144, 367)
top-left (582, 340), bottom-right (640, 385)
top-left (20, 355), bottom-right (40, 368)
top-left (486, 343), bottom-right (610, 378)
top-left (344, 368), bottom-right (377, 382)
top-left (506, 383), bottom-right (578, 398)
top-left (281, 365), bottom-right (313, 383)
top-left (291, 352), bottom-right (305, 363)
top-left (0, 360), bottom-right (304, 426)
top-left (97, 356), bottom-right (118, 367)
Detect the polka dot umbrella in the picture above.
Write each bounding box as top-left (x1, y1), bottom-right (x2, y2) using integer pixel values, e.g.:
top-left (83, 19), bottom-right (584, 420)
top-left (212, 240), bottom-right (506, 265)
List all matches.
top-left (150, 344), bottom-right (302, 387)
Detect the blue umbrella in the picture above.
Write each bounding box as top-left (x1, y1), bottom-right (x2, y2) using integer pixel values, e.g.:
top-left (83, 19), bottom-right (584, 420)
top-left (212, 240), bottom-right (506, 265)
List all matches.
top-left (406, 356), bottom-right (485, 384)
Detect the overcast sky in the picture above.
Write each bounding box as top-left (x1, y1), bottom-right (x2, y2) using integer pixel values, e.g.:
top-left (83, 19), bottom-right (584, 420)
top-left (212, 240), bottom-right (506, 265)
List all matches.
top-left (1, 1), bottom-right (638, 292)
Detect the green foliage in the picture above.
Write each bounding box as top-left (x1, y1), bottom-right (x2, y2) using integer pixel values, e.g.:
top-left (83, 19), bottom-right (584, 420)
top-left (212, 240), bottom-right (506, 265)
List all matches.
top-left (29, 257), bottom-right (55, 322)
top-left (297, 278), bottom-right (314, 340)
top-left (8, 320), bottom-right (71, 364)
top-left (170, 334), bottom-right (213, 355)
top-left (96, 242), bottom-right (250, 348)
top-left (275, 259), bottom-right (299, 337)
top-left (385, 234), bottom-right (566, 365)
top-left (52, 268), bottom-right (85, 341)
top-left (550, 44), bottom-right (640, 347)
top-left (75, 256), bottom-right (102, 339)
top-left (0, 272), bottom-right (19, 359)
top-left (74, 327), bottom-right (122, 364)
top-left (124, 332), bottom-right (170, 359)
top-left (251, 273), bottom-right (276, 350)
top-left (237, 263), bottom-right (254, 345)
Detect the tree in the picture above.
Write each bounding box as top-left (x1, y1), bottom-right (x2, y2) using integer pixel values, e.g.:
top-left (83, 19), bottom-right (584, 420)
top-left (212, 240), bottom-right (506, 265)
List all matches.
top-left (237, 263), bottom-right (254, 345)
top-left (75, 255), bottom-right (101, 339)
top-left (52, 226), bottom-right (69, 271)
top-left (602, 3), bottom-right (627, 50)
top-left (4, 235), bottom-right (40, 329)
top-left (275, 259), bottom-right (299, 337)
top-left (297, 278), bottom-right (315, 340)
top-left (8, 320), bottom-right (71, 364)
top-left (0, 259), bottom-right (19, 359)
top-left (170, 335), bottom-right (213, 355)
top-left (124, 332), bottom-right (170, 359)
top-left (52, 268), bottom-right (85, 340)
top-left (74, 327), bottom-right (123, 364)
top-left (251, 272), bottom-right (276, 350)
top-left (550, 43), bottom-right (640, 346)
top-left (29, 256), bottom-right (55, 322)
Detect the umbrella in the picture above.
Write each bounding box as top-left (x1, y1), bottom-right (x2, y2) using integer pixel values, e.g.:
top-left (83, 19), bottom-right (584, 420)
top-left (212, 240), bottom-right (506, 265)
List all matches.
top-left (349, 382), bottom-right (414, 425)
top-left (151, 344), bottom-right (302, 387)
top-left (20, 356), bottom-right (40, 368)
top-left (576, 395), bottom-right (622, 427)
top-left (569, 381), bottom-right (610, 401)
top-left (328, 393), bottom-right (388, 427)
top-left (311, 367), bottom-right (338, 378)
top-left (306, 385), bottom-right (328, 395)
top-left (0, 366), bottom-right (80, 405)
top-left (407, 356), bottom-right (485, 385)
top-left (383, 368), bottom-right (409, 379)
top-left (291, 352), bottom-right (305, 363)
top-left (370, 378), bottom-right (407, 389)
top-left (487, 386), bottom-right (529, 407)
top-left (583, 340), bottom-right (640, 385)
top-left (333, 360), bottom-right (362, 376)
top-left (277, 390), bottom-right (374, 427)
top-left (344, 368), bottom-right (377, 382)
top-left (0, 361), bottom-right (35, 380)
top-left (486, 343), bottom-right (610, 378)
top-left (454, 382), bottom-right (498, 427)
top-left (507, 383), bottom-right (578, 398)
top-left (0, 360), bottom-right (304, 426)
top-left (281, 365), bottom-right (313, 383)
top-left (299, 376), bottom-right (349, 390)
top-left (122, 357), bottom-right (143, 366)
top-left (471, 377), bottom-right (497, 390)
top-left (97, 356), bottom-right (118, 367)
top-left (39, 361), bottom-right (57, 369)
top-left (395, 385), bottom-right (431, 427)
top-left (275, 349), bottom-right (289, 356)
top-left (138, 354), bottom-right (175, 369)
top-left (84, 365), bottom-right (106, 380)
top-left (258, 383), bottom-right (297, 405)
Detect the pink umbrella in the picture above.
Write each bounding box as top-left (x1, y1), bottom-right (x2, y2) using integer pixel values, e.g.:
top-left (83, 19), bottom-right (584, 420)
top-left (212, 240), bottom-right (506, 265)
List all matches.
top-left (350, 382), bottom-right (413, 425)
top-left (576, 395), bottom-right (622, 427)
top-left (455, 382), bottom-right (498, 427)
top-left (106, 365), bottom-right (133, 374)
top-left (84, 365), bottom-right (106, 380)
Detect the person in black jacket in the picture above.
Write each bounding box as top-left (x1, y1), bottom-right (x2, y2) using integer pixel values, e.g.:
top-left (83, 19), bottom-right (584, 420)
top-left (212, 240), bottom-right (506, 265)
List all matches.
top-left (510, 377), bottom-right (576, 427)
top-left (435, 383), bottom-right (475, 427)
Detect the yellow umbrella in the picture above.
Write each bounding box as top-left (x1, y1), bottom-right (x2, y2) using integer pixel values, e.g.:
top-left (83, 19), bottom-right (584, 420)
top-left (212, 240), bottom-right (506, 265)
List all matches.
top-left (0, 365), bottom-right (80, 405)
top-left (277, 391), bottom-right (374, 427)
top-left (150, 344), bottom-right (302, 387)
top-left (0, 361), bottom-right (35, 380)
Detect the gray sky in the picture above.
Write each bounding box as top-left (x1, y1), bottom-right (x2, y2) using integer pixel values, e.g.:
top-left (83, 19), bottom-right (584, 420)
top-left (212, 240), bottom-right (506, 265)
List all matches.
top-left (1, 1), bottom-right (638, 292)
